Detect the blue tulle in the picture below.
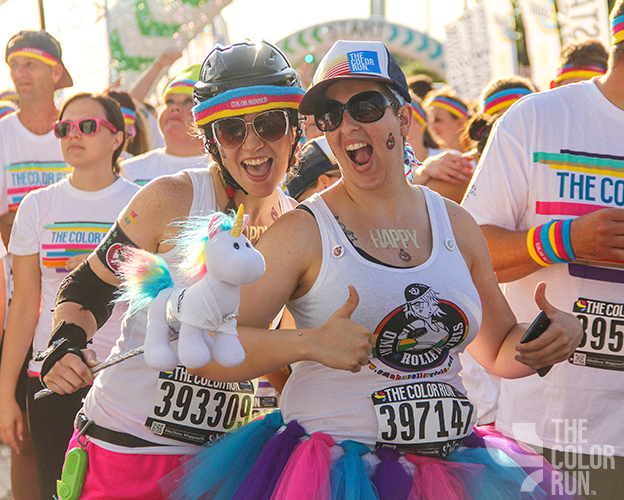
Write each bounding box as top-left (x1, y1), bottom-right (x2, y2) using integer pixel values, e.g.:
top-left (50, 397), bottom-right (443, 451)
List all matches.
top-left (330, 440), bottom-right (380, 500)
top-left (164, 411), bottom-right (284, 500)
top-left (453, 447), bottom-right (549, 500)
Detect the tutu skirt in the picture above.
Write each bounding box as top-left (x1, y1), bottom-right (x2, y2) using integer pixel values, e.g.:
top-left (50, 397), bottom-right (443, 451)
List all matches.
top-left (160, 411), bottom-right (584, 500)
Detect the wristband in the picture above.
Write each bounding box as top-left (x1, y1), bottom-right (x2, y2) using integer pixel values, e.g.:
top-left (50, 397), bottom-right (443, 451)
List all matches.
top-left (527, 219), bottom-right (576, 266)
top-left (37, 321), bottom-right (88, 388)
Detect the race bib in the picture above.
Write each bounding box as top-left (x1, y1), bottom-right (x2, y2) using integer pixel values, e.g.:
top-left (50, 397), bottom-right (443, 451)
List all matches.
top-left (372, 381), bottom-right (476, 457)
top-left (145, 366), bottom-right (255, 445)
top-left (572, 297), bottom-right (624, 371)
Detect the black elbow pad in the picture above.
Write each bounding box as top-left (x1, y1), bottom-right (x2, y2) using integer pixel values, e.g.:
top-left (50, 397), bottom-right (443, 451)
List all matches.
top-left (54, 260), bottom-right (118, 330)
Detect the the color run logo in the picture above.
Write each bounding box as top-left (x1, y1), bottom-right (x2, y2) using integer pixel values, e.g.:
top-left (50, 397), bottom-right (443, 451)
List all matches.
top-left (485, 420), bottom-right (614, 496)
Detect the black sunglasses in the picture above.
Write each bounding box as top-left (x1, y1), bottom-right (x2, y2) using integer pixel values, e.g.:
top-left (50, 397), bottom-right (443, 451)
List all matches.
top-left (211, 110), bottom-right (290, 149)
top-left (314, 91), bottom-right (399, 132)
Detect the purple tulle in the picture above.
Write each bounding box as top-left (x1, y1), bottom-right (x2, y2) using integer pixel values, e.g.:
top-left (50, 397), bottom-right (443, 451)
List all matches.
top-left (231, 420), bottom-right (306, 500)
top-left (372, 448), bottom-right (412, 500)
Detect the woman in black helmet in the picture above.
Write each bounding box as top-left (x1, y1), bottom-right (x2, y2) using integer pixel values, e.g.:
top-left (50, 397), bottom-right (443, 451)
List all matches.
top-left (37, 41), bottom-right (371, 500)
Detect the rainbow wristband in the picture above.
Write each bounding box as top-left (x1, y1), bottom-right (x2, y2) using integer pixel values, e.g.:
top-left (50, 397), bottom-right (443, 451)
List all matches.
top-left (527, 219), bottom-right (576, 266)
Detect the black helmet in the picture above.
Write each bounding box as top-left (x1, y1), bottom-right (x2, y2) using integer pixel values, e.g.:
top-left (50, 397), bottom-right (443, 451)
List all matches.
top-left (194, 41), bottom-right (302, 104)
top-left (194, 41), bottom-right (304, 196)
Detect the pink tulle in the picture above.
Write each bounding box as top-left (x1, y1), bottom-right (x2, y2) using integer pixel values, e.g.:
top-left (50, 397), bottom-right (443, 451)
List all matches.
top-left (406, 454), bottom-right (484, 500)
top-left (270, 432), bottom-right (335, 500)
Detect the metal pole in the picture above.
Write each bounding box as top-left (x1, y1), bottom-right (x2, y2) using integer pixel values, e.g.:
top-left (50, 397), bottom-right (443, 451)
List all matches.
top-left (38, 0), bottom-right (46, 30)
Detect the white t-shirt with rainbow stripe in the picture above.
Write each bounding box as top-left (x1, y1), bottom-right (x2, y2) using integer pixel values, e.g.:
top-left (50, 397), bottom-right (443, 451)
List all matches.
top-left (9, 176), bottom-right (139, 374)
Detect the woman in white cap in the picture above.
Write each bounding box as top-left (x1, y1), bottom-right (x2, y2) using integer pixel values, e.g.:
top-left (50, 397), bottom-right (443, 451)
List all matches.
top-left (164, 40), bottom-right (583, 500)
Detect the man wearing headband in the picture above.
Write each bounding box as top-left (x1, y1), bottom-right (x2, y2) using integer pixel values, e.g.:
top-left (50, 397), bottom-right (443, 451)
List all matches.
top-left (463, 1), bottom-right (624, 497)
top-left (121, 66), bottom-right (206, 185)
top-left (551, 39), bottom-right (608, 88)
top-left (0, 29), bottom-right (73, 499)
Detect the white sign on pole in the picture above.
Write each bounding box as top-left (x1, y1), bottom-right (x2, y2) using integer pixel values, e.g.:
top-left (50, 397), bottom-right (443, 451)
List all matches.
top-left (556, 0), bottom-right (611, 50)
top-left (518, 0), bottom-right (562, 90)
top-left (481, 0), bottom-right (518, 80)
top-left (444, 3), bottom-right (493, 102)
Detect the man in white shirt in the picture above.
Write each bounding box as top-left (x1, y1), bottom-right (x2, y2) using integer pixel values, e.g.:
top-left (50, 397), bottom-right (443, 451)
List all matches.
top-left (0, 29), bottom-right (73, 500)
top-left (462, 2), bottom-right (624, 498)
top-left (121, 66), bottom-right (205, 185)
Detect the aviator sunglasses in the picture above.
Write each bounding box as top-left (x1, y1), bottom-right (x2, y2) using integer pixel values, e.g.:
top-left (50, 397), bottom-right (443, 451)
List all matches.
top-left (53, 118), bottom-right (118, 139)
top-left (211, 109), bottom-right (290, 149)
top-left (314, 91), bottom-right (399, 132)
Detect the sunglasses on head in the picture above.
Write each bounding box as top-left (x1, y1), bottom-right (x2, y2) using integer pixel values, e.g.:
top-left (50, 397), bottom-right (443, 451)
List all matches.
top-left (314, 91), bottom-right (399, 132)
top-left (53, 118), bottom-right (118, 139)
top-left (211, 109), bottom-right (290, 149)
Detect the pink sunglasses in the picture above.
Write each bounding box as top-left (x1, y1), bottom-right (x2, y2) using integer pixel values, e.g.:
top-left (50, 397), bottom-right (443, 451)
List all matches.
top-left (53, 117), bottom-right (118, 139)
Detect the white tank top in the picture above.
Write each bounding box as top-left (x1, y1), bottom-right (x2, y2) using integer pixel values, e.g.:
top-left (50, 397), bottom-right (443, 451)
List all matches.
top-left (84, 168), bottom-right (292, 454)
top-left (282, 187), bottom-right (482, 446)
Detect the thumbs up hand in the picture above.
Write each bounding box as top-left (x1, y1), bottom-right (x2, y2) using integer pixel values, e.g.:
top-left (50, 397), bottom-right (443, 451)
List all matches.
top-left (309, 286), bottom-right (373, 373)
top-left (515, 282), bottom-right (583, 372)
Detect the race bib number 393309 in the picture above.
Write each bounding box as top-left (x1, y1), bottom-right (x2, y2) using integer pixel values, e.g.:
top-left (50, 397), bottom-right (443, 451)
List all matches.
top-left (372, 381), bottom-right (475, 458)
top-left (145, 367), bottom-right (255, 445)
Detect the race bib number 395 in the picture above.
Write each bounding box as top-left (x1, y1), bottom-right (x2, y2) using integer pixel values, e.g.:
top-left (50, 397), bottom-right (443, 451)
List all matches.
top-left (572, 297), bottom-right (624, 371)
top-left (372, 381), bottom-right (475, 458)
top-left (145, 367), bottom-right (255, 445)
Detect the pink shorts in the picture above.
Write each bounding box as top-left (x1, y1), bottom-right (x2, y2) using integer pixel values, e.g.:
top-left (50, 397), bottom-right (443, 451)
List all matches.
top-left (66, 429), bottom-right (187, 500)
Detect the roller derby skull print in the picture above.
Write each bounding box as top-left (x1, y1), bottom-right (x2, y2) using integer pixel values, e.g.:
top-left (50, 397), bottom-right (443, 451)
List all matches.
top-left (372, 284), bottom-right (469, 373)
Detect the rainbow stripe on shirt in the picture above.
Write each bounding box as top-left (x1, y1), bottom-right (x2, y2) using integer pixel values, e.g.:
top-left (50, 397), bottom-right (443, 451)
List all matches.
top-left (6, 161), bottom-right (71, 212)
top-left (41, 221), bottom-right (111, 272)
top-left (532, 149), bottom-right (624, 283)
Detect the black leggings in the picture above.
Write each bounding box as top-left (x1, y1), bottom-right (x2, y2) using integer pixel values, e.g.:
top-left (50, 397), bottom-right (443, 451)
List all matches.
top-left (26, 377), bottom-right (90, 500)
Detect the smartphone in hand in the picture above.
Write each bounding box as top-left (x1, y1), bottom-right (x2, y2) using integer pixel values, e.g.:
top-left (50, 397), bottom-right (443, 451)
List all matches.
top-left (520, 310), bottom-right (552, 377)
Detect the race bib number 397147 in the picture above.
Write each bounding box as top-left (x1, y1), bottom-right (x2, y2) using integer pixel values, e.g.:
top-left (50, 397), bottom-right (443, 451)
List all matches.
top-left (145, 367), bottom-right (255, 445)
top-left (372, 381), bottom-right (475, 458)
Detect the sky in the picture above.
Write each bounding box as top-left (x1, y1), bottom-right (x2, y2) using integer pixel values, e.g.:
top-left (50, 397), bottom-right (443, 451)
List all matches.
top-left (0, 0), bottom-right (468, 91)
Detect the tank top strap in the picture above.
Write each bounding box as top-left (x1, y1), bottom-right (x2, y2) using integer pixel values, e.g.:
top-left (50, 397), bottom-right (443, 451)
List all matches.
top-left (185, 168), bottom-right (216, 215)
top-left (299, 193), bottom-right (343, 257)
top-left (277, 187), bottom-right (294, 214)
top-left (420, 186), bottom-right (457, 250)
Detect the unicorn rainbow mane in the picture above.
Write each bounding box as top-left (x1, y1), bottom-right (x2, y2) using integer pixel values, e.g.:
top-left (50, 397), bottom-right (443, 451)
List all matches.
top-left (173, 211), bottom-right (235, 280)
top-left (115, 247), bottom-right (174, 317)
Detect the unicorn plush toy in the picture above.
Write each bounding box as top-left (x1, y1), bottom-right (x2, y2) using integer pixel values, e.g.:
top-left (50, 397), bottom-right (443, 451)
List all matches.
top-left (117, 205), bottom-right (265, 370)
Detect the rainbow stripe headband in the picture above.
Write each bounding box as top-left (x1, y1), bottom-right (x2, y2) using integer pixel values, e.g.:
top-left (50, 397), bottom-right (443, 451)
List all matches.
top-left (410, 101), bottom-right (427, 129)
top-left (7, 46), bottom-right (58, 67)
top-left (0, 105), bottom-right (15, 119)
top-left (192, 85), bottom-right (305, 126)
top-left (164, 78), bottom-right (195, 98)
top-left (612, 15), bottom-right (624, 45)
top-left (426, 96), bottom-right (469, 119)
top-left (121, 106), bottom-right (136, 137)
top-left (553, 63), bottom-right (606, 84)
top-left (482, 88), bottom-right (531, 115)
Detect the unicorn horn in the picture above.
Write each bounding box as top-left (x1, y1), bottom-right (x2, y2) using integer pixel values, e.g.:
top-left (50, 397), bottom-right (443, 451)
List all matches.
top-left (231, 204), bottom-right (245, 237)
